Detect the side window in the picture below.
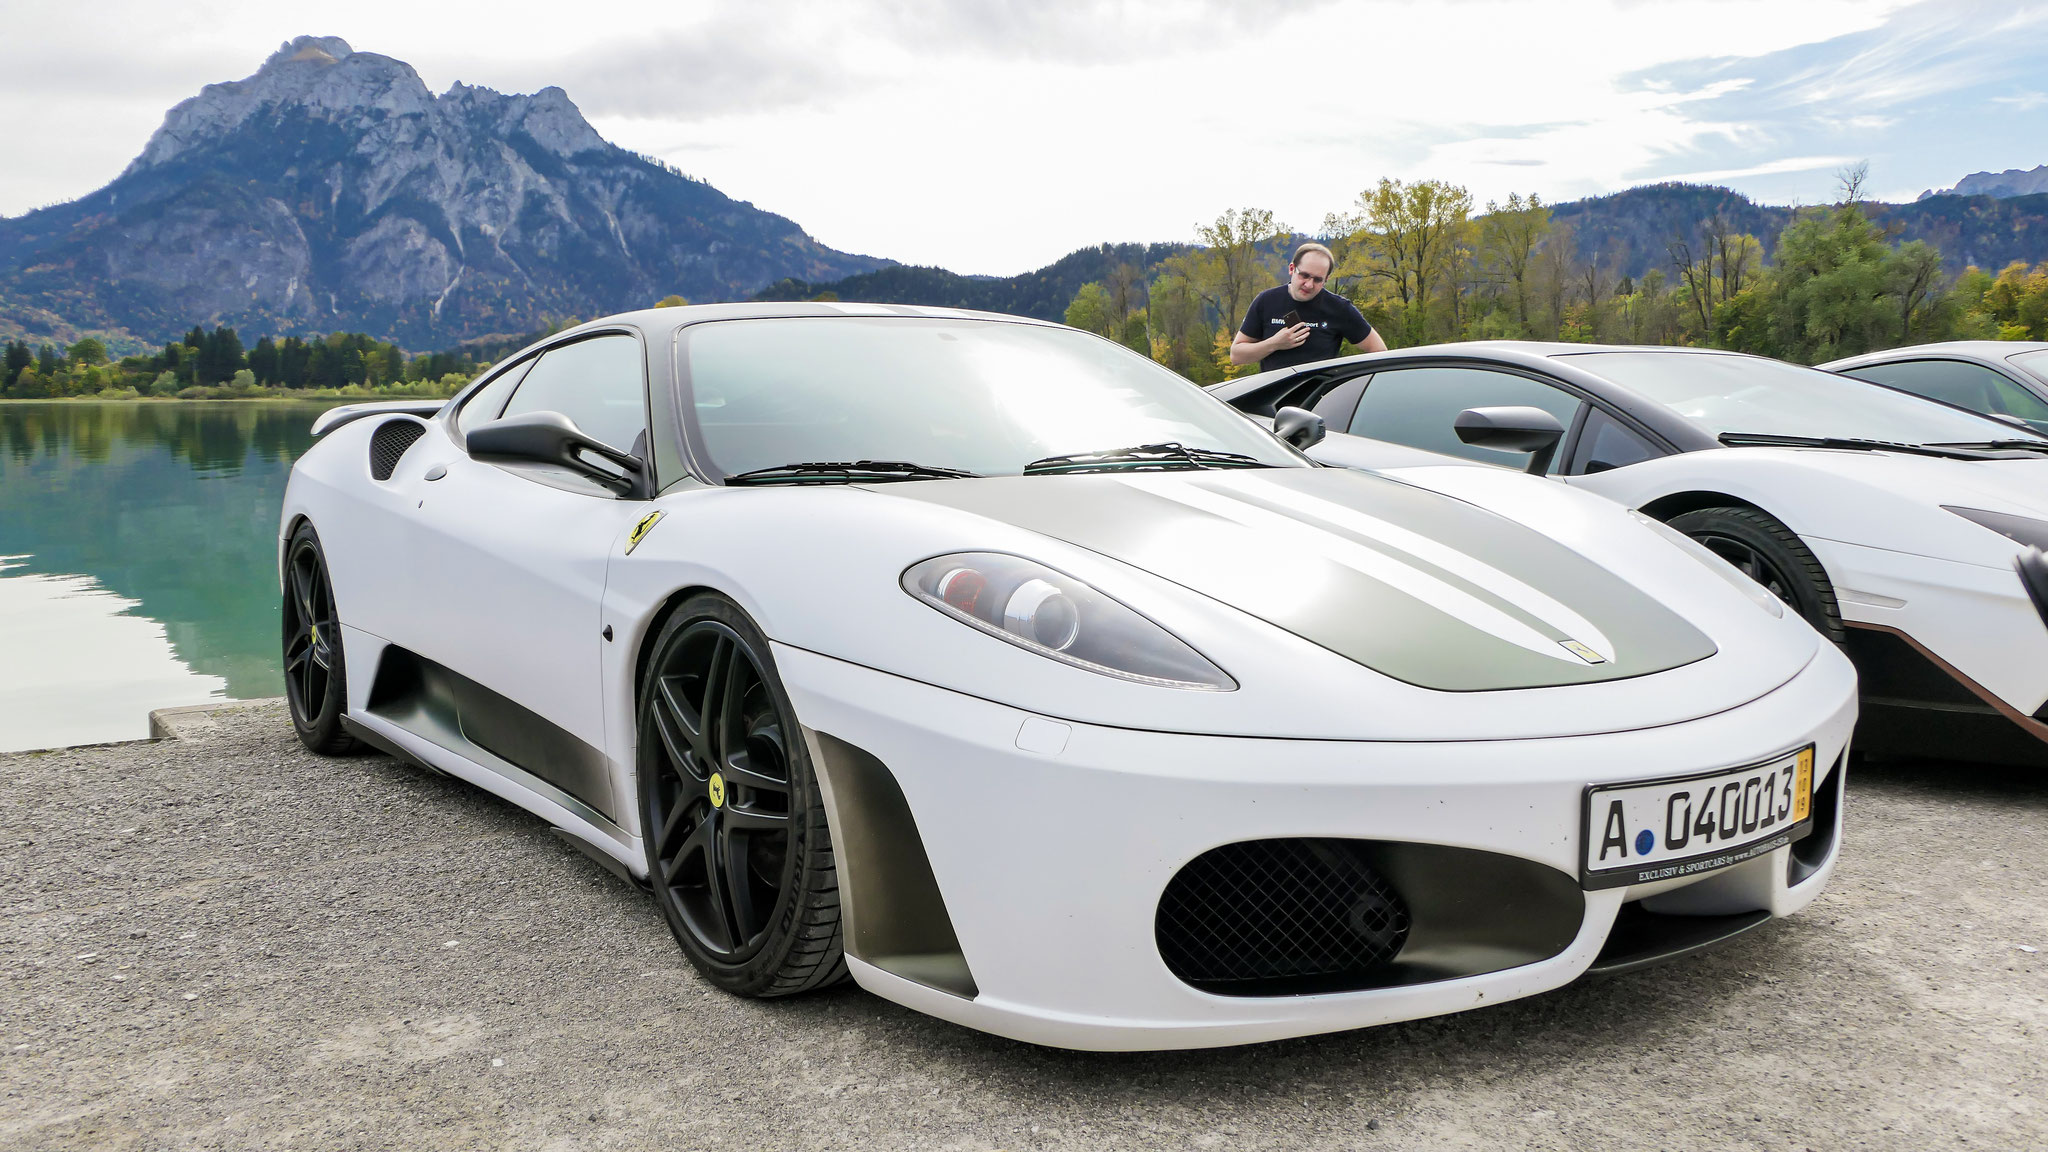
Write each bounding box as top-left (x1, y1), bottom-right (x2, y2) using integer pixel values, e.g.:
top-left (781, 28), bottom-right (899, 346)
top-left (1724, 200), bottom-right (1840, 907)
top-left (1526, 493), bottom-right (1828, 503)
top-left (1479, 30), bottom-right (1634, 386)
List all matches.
top-left (1840, 359), bottom-right (2044, 421)
top-left (1310, 373), bottom-right (1370, 425)
top-left (1571, 408), bottom-right (1662, 474)
top-left (454, 358), bottom-right (534, 438)
top-left (1347, 366), bottom-right (1583, 471)
top-left (500, 334), bottom-right (648, 453)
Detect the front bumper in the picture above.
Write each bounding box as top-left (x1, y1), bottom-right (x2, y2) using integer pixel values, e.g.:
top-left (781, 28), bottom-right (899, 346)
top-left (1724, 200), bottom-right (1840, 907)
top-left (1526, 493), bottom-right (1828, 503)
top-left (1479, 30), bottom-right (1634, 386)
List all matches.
top-left (776, 643), bottom-right (1857, 1051)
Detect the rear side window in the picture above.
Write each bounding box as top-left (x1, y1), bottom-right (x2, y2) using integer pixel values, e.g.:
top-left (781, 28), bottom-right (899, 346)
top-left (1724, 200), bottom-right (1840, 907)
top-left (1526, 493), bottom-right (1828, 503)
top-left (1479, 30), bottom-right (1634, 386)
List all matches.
top-left (1572, 408), bottom-right (1661, 474)
top-left (501, 334), bottom-right (648, 453)
top-left (1349, 366), bottom-right (1582, 472)
top-left (1840, 359), bottom-right (2048, 425)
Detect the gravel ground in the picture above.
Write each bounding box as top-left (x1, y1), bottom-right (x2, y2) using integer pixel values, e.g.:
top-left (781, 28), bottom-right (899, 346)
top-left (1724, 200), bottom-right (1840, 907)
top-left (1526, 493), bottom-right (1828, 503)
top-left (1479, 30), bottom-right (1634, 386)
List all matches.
top-left (2, 700), bottom-right (2043, 1151)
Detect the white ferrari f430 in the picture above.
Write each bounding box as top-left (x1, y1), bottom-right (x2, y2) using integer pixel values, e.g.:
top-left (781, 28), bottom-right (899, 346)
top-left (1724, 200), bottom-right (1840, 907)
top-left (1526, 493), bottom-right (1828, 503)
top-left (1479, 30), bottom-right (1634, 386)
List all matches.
top-left (280, 306), bottom-right (1853, 1050)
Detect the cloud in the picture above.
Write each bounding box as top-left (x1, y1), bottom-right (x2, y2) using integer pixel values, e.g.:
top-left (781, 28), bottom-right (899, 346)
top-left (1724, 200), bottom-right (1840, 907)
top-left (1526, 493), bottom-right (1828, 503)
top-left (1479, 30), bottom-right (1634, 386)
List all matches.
top-left (1992, 91), bottom-right (2048, 112)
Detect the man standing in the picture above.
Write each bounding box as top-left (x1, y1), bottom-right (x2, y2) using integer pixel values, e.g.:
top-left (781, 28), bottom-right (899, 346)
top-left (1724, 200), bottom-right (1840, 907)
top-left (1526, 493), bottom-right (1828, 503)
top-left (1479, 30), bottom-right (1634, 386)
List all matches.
top-left (1230, 242), bottom-right (1386, 372)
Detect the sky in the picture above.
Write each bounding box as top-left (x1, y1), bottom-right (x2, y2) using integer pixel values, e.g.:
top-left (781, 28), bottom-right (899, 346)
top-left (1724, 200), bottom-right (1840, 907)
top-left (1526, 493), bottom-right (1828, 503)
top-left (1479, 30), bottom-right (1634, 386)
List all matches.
top-left (3, 0), bottom-right (2046, 276)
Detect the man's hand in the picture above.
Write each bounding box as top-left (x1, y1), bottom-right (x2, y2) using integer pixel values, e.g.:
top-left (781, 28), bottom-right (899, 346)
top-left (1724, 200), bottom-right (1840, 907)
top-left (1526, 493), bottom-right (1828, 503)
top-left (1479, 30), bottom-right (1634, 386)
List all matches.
top-left (1229, 323), bottom-right (1314, 365)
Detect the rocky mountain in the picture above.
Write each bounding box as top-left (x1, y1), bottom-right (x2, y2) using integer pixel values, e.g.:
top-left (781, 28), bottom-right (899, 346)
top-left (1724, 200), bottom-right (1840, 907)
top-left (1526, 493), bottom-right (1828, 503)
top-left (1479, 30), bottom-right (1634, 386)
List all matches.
top-left (0, 37), bottom-right (889, 348)
top-left (1920, 165), bottom-right (2048, 200)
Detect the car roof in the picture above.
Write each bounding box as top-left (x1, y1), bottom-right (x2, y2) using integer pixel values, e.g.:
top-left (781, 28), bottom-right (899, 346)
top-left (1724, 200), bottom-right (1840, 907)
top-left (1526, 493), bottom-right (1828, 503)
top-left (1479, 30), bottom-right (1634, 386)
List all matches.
top-left (549, 301), bottom-right (1062, 343)
top-left (1819, 340), bottom-right (2048, 369)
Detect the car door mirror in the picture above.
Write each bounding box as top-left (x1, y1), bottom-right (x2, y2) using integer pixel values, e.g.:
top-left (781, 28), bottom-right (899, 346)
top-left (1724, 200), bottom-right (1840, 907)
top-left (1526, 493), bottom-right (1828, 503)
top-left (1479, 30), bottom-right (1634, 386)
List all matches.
top-left (1453, 406), bottom-right (1565, 476)
top-left (1274, 405), bottom-right (1326, 450)
top-left (467, 410), bottom-right (645, 495)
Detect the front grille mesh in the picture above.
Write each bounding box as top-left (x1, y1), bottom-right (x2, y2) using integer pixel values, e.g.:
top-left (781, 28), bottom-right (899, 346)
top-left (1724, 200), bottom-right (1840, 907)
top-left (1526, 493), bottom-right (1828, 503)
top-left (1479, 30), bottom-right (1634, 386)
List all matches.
top-left (368, 419), bottom-right (426, 481)
top-left (1156, 838), bottom-right (1410, 995)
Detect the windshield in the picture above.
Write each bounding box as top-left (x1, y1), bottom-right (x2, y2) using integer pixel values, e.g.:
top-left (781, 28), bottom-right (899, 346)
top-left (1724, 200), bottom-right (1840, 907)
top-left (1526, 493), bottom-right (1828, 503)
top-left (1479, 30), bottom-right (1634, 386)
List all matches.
top-left (1560, 351), bottom-right (2039, 444)
top-left (679, 317), bottom-right (1303, 477)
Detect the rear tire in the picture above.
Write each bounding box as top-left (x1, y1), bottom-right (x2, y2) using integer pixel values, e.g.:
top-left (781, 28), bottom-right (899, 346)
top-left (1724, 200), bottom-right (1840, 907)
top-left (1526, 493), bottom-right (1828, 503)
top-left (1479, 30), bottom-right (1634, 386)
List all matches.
top-left (281, 522), bottom-right (361, 755)
top-left (1667, 506), bottom-right (1845, 644)
top-left (637, 593), bottom-right (847, 997)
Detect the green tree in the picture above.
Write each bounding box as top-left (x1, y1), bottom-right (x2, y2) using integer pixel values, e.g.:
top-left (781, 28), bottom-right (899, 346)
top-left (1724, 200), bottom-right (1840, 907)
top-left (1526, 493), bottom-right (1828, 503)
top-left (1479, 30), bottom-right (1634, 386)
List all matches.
top-left (1762, 200), bottom-right (1905, 362)
top-left (1477, 192), bottom-right (1549, 334)
top-left (654, 294), bottom-right (689, 308)
top-left (67, 337), bottom-right (108, 366)
top-left (1145, 271), bottom-right (1216, 382)
top-left (1063, 282), bottom-right (1118, 337)
top-left (1330, 178), bottom-right (1476, 342)
top-left (149, 370), bottom-right (180, 397)
top-left (1190, 207), bottom-right (1286, 339)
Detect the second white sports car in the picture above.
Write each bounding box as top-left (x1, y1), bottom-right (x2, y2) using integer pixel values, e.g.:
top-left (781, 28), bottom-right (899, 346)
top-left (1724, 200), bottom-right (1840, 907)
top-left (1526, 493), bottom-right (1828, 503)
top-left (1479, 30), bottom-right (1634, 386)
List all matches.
top-left (1216, 342), bottom-right (2048, 767)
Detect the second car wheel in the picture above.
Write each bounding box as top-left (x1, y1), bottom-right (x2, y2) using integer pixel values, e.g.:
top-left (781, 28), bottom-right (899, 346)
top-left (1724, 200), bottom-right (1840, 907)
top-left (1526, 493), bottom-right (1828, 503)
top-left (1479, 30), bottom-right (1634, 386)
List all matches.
top-left (1667, 505), bottom-right (1846, 644)
top-left (637, 593), bottom-right (848, 997)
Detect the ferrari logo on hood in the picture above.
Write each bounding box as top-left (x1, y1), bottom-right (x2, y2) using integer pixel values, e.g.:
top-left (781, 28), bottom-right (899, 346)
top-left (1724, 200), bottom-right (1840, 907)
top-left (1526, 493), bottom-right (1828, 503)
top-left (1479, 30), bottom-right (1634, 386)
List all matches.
top-left (1559, 640), bottom-right (1606, 664)
top-left (626, 511), bottom-right (665, 555)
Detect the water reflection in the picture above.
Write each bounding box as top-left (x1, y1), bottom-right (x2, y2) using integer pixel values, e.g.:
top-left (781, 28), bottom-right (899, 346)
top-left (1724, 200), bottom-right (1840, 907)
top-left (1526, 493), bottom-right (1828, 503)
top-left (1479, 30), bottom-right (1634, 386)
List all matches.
top-left (0, 401), bottom-right (345, 749)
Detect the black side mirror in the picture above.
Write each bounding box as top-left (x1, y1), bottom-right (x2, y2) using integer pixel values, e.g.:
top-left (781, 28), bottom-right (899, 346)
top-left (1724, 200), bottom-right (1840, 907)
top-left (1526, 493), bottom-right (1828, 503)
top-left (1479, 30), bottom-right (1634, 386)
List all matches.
top-left (1453, 406), bottom-right (1565, 475)
top-left (468, 410), bottom-right (645, 495)
top-left (1274, 405), bottom-right (1326, 450)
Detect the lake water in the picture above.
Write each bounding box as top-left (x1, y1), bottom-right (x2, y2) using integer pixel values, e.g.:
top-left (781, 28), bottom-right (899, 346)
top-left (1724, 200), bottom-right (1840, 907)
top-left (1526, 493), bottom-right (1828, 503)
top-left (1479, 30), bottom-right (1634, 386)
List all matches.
top-left (0, 401), bottom-right (349, 751)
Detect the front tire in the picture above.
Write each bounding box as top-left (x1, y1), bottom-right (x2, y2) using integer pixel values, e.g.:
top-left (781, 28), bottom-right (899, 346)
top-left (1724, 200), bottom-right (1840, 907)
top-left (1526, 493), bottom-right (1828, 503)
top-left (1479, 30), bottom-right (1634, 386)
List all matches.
top-left (1667, 505), bottom-right (1845, 644)
top-left (637, 593), bottom-right (847, 997)
top-left (281, 522), bottom-right (361, 755)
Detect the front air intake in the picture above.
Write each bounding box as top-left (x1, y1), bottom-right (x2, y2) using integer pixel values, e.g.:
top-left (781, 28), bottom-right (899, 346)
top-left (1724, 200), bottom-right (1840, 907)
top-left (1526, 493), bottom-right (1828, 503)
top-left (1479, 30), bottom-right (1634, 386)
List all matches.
top-left (368, 419), bottom-right (426, 481)
top-left (1157, 838), bottom-right (1411, 996)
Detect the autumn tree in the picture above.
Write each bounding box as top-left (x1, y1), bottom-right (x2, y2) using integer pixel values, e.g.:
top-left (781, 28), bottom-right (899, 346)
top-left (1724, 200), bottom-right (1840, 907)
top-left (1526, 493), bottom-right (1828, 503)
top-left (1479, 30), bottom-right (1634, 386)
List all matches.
top-left (1330, 179), bottom-right (1475, 342)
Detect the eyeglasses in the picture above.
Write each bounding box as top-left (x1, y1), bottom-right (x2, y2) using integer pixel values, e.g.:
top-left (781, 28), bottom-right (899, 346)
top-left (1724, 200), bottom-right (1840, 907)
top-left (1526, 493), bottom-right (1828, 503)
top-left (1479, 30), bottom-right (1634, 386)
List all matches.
top-left (1292, 269), bottom-right (1326, 286)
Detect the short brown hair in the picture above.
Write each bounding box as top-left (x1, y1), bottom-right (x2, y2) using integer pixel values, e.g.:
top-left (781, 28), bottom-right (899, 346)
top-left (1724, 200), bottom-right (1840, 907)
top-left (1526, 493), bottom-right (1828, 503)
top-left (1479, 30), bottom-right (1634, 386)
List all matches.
top-left (1291, 242), bottom-right (1336, 272)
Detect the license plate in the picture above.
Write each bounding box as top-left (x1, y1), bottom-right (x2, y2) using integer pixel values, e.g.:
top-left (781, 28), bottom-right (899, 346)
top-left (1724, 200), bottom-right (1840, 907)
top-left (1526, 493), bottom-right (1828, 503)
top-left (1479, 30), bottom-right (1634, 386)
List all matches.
top-left (1581, 746), bottom-right (1814, 889)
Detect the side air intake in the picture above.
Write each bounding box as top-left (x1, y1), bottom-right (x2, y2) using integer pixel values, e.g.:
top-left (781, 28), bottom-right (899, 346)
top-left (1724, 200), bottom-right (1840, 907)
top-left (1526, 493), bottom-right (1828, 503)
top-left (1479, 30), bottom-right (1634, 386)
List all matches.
top-left (368, 419), bottom-right (426, 481)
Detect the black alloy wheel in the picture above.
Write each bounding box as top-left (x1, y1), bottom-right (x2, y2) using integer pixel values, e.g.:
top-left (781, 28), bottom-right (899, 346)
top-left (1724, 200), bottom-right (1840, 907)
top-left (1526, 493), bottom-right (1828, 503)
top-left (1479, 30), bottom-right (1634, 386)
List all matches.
top-left (1667, 505), bottom-right (1846, 644)
top-left (637, 593), bottom-right (846, 997)
top-left (282, 522), bottom-right (361, 755)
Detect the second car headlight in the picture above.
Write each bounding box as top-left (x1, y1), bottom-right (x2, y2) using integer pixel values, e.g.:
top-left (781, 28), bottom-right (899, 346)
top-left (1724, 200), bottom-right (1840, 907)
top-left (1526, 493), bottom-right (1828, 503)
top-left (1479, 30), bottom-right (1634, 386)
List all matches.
top-left (903, 552), bottom-right (1236, 690)
top-left (1944, 506), bottom-right (2048, 551)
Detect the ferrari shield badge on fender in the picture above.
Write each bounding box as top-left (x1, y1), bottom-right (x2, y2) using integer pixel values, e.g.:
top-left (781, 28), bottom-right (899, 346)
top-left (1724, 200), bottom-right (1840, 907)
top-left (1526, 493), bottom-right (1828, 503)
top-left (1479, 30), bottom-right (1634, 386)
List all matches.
top-left (625, 510), bottom-right (664, 555)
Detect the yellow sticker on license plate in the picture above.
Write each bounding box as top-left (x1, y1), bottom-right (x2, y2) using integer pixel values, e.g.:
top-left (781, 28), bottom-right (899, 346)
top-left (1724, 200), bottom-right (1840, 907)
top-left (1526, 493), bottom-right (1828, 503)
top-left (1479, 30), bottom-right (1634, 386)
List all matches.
top-left (1793, 747), bottom-right (1813, 824)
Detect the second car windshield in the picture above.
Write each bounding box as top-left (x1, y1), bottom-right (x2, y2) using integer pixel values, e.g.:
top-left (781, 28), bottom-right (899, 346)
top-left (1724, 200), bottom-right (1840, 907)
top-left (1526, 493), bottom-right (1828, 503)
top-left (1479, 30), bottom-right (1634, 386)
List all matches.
top-left (1560, 351), bottom-right (2040, 444)
top-left (680, 316), bottom-right (1302, 478)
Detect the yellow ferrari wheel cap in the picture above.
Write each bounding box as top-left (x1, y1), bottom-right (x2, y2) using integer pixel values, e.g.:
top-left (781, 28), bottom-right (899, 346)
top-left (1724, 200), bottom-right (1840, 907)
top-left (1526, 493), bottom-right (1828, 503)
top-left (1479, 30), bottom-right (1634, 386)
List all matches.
top-left (708, 772), bottom-right (725, 808)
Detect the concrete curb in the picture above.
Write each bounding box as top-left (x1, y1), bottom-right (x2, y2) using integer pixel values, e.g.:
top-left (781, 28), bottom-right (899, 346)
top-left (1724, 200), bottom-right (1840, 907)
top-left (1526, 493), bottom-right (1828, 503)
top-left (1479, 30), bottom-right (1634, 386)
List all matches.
top-left (146, 696), bottom-right (287, 740)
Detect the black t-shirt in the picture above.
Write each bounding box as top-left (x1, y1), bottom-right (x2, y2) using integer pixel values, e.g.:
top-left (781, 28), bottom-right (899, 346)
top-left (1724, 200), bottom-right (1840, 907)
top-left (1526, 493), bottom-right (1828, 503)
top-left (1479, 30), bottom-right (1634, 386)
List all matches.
top-left (1238, 285), bottom-right (1372, 373)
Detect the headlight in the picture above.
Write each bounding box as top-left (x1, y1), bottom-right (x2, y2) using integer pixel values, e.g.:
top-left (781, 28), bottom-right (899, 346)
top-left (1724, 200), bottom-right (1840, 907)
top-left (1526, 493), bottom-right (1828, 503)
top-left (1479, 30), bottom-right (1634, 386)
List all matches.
top-left (1630, 511), bottom-right (1785, 618)
top-left (1944, 506), bottom-right (2048, 551)
top-left (904, 552), bottom-right (1236, 690)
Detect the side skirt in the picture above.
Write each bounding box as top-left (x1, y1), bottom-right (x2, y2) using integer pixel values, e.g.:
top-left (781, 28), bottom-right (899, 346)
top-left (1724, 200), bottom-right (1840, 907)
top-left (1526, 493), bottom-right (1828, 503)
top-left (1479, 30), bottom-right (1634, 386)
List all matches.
top-left (1842, 622), bottom-right (2048, 767)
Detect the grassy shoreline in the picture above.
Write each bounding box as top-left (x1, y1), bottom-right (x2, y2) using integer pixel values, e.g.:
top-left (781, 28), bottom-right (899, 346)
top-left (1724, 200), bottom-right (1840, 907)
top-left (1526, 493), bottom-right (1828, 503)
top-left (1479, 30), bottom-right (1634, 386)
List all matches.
top-left (0, 385), bottom-right (459, 404)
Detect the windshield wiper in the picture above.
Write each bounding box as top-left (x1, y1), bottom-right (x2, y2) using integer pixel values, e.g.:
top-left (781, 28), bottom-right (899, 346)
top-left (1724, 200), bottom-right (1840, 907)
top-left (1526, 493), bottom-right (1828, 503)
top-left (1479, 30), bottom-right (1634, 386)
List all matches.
top-left (1022, 442), bottom-right (1270, 475)
top-left (1716, 433), bottom-right (2026, 461)
top-left (724, 460), bottom-right (980, 486)
top-left (1923, 438), bottom-right (2048, 454)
